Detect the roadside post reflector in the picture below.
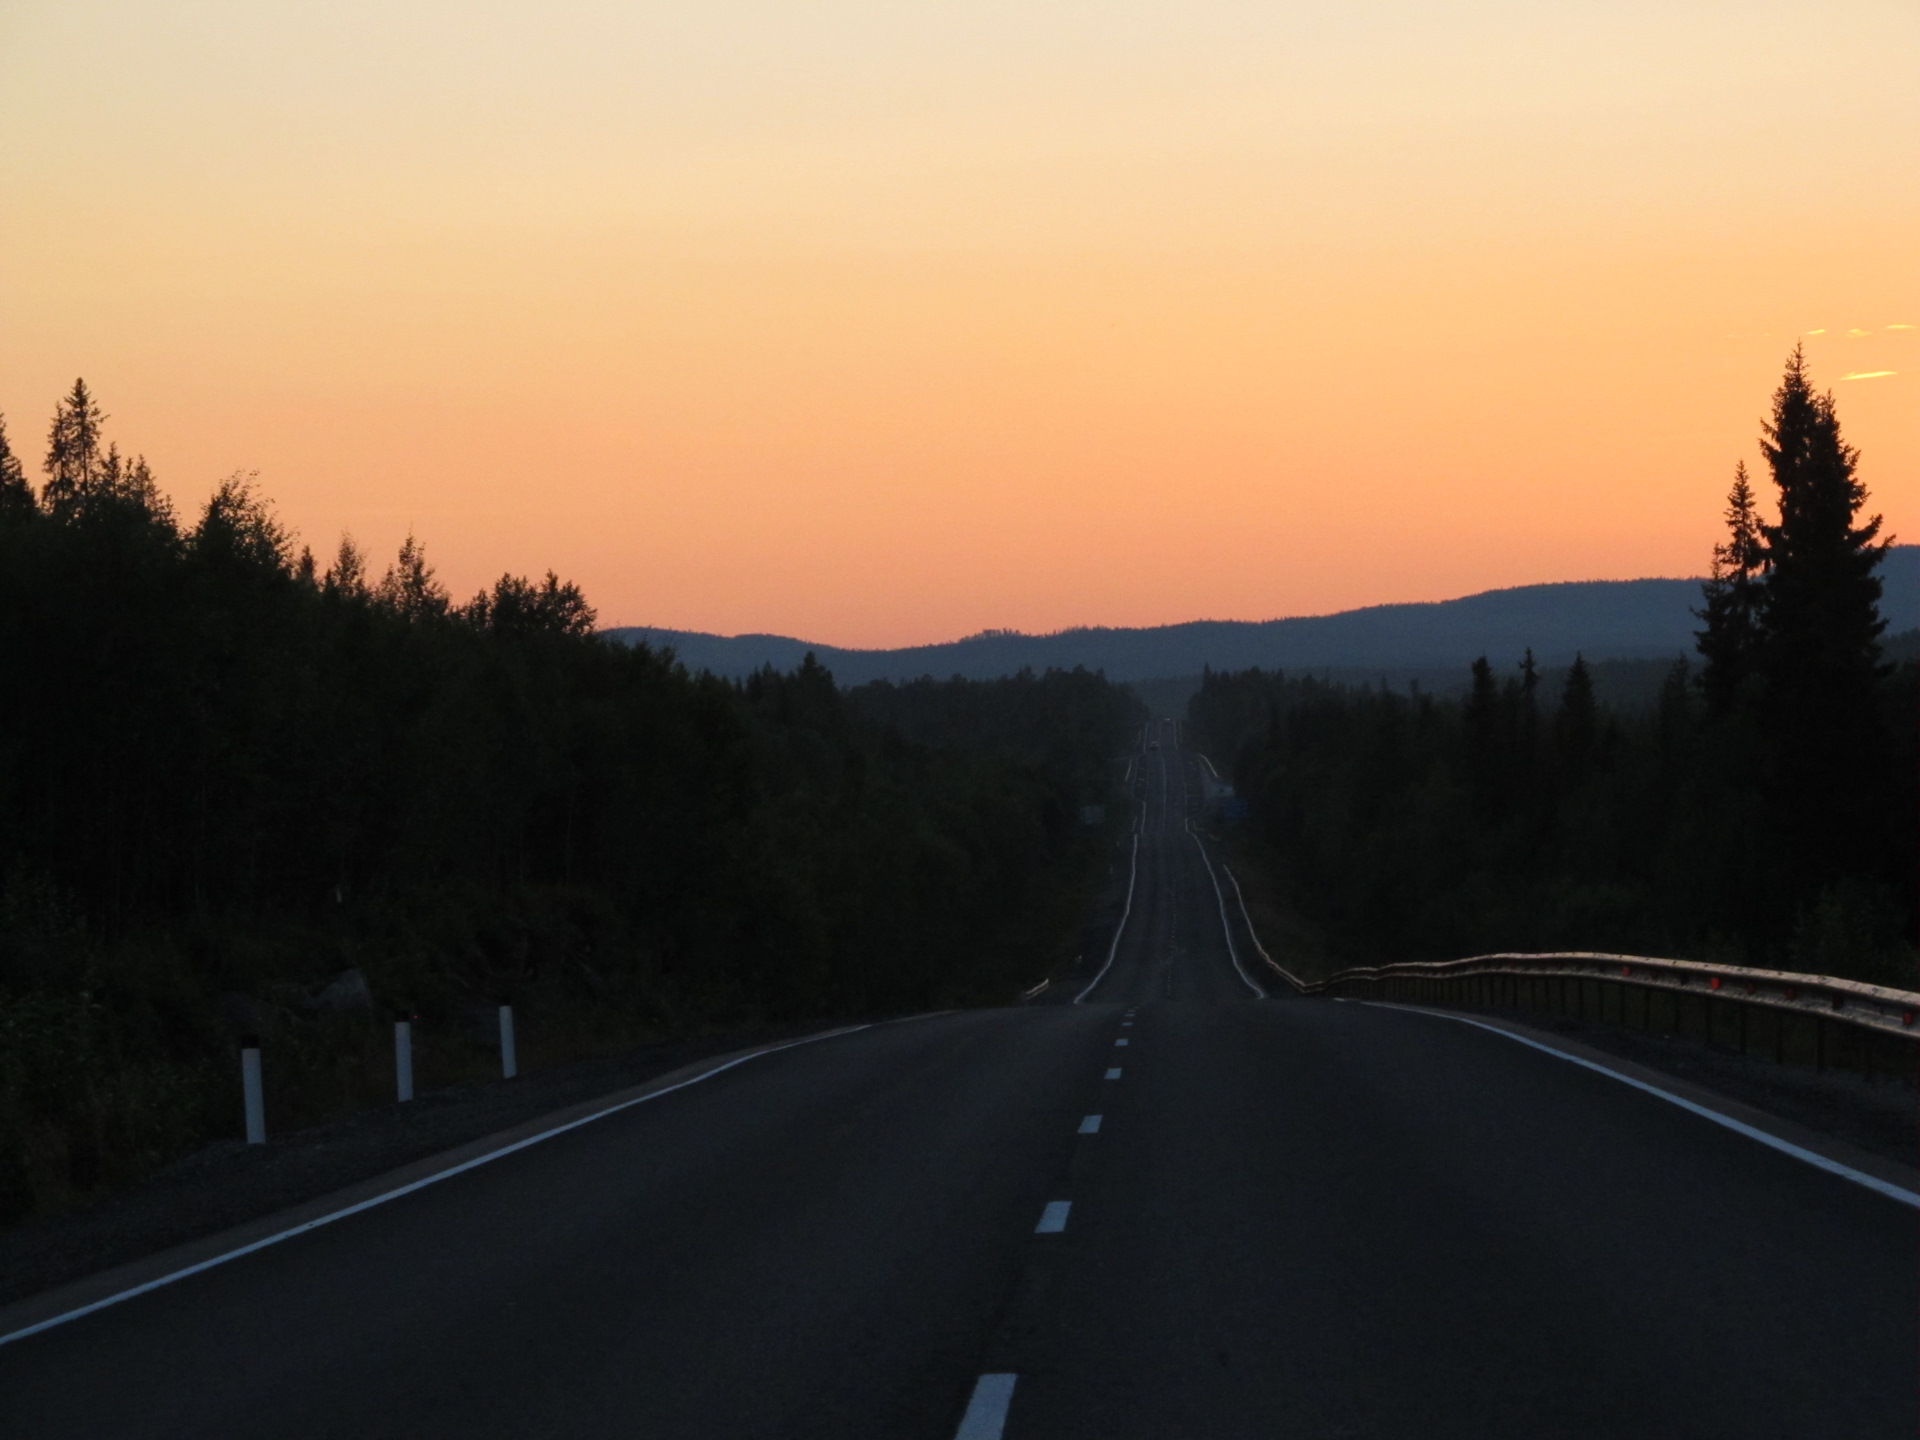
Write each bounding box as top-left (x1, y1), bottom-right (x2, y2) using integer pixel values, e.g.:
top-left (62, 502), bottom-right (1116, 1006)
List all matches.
top-left (395, 1019), bottom-right (414, 1102)
top-left (240, 1036), bottom-right (266, 1145)
top-left (499, 1005), bottom-right (518, 1079)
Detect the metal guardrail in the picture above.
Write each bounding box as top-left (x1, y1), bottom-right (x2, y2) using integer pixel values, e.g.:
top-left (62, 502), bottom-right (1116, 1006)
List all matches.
top-left (1311, 952), bottom-right (1920, 1041)
top-left (1212, 851), bottom-right (1920, 1079)
top-left (1190, 750), bottom-right (1919, 1077)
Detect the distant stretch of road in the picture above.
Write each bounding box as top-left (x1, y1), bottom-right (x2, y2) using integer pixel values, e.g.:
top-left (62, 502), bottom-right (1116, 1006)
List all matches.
top-left (3, 725), bottom-right (1913, 1437)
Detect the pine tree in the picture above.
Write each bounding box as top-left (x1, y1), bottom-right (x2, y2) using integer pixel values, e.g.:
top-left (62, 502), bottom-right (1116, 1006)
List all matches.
top-left (1751, 346), bottom-right (1889, 884)
top-left (1696, 461), bottom-right (1766, 713)
top-left (1464, 656), bottom-right (1501, 816)
top-left (96, 445), bottom-right (172, 522)
top-left (1555, 654), bottom-right (1597, 782)
top-left (0, 412), bottom-right (32, 516)
top-left (1655, 659), bottom-right (1692, 771)
top-left (1516, 648), bottom-right (1541, 771)
top-left (41, 379), bottom-right (106, 515)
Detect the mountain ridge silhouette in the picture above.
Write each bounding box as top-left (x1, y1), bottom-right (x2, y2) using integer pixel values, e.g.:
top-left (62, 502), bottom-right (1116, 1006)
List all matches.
top-left (605, 545), bottom-right (1919, 685)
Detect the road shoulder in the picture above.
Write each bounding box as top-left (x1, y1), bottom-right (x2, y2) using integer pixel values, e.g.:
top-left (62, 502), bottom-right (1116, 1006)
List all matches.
top-left (0, 1020), bottom-right (860, 1318)
top-left (1362, 1000), bottom-right (1918, 1199)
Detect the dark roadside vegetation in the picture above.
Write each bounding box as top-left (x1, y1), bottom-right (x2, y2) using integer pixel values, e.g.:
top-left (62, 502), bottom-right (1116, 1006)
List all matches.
top-left (0, 382), bottom-right (1142, 1228)
top-left (1191, 350), bottom-right (1918, 990)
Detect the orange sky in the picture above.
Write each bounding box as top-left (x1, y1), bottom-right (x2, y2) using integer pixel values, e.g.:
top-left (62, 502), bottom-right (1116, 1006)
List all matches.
top-left (1, 0), bottom-right (1913, 647)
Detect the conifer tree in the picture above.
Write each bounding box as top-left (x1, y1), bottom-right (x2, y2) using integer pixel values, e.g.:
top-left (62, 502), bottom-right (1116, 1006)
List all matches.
top-left (0, 412), bottom-right (32, 516)
top-left (1515, 648), bottom-right (1541, 780)
top-left (1464, 655), bottom-right (1500, 815)
top-left (95, 445), bottom-right (172, 522)
top-left (1654, 659), bottom-right (1692, 773)
top-left (1555, 654), bottom-right (1597, 781)
top-left (1696, 461), bottom-right (1766, 713)
top-left (1751, 347), bottom-right (1889, 882)
top-left (41, 379), bottom-right (106, 514)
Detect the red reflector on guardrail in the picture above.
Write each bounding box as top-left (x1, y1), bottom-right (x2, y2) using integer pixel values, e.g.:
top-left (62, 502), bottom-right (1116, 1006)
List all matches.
top-left (1620, 966), bottom-right (1631, 978)
top-left (1905, 1012), bottom-right (1915, 1028)
top-left (1709, 976), bottom-right (1721, 990)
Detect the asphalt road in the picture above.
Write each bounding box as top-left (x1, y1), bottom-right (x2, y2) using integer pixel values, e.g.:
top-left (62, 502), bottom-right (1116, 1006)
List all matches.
top-left (3, 727), bottom-right (1913, 1437)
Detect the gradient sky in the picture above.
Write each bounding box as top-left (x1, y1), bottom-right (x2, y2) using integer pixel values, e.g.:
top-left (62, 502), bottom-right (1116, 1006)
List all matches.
top-left (2, 1), bottom-right (1913, 646)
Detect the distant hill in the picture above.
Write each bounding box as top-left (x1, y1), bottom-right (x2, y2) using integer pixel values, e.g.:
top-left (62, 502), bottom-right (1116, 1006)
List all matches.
top-left (605, 544), bottom-right (1919, 685)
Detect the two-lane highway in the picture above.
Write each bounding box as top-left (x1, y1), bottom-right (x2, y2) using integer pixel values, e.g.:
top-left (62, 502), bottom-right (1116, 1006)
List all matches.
top-left (4, 723), bottom-right (1913, 1437)
top-left (1075, 723), bottom-right (1261, 1008)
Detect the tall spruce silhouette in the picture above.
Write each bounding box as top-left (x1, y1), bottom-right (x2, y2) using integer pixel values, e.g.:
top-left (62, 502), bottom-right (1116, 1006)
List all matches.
top-left (40, 378), bottom-right (106, 514)
top-left (1554, 654), bottom-right (1597, 781)
top-left (1695, 461), bottom-right (1766, 714)
top-left (1752, 347), bottom-right (1889, 882)
top-left (1464, 655), bottom-right (1501, 816)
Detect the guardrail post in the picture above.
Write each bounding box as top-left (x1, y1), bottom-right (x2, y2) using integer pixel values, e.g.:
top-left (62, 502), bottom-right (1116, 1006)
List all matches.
top-left (395, 1019), bottom-right (414, 1102)
top-left (499, 1005), bottom-right (518, 1079)
top-left (240, 1035), bottom-right (266, 1145)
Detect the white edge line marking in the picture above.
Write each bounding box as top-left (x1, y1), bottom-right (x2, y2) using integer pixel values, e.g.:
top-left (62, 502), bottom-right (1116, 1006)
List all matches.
top-left (955, 1373), bottom-right (1018, 1440)
top-left (1221, 861), bottom-right (1305, 990)
top-left (1363, 1002), bottom-right (1920, 1208)
top-left (0, 1023), bottom-right (879, 1349)
top-left (1105, 1067), bottom-right (1122, 1079)
top-left (1076, 809), bottom-right (1141, 1003)
top-left (1186, 822), bottom-right (1266, 999)
top-left (1079, 1114), bottom-right (1103, 1133)
top-left (1036, 1201), bottom-right (1072, 1233)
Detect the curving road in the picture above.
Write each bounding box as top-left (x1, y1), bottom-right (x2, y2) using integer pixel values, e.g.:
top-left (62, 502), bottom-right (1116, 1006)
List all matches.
top-left (3, 725), bottom-right (1913, 1437)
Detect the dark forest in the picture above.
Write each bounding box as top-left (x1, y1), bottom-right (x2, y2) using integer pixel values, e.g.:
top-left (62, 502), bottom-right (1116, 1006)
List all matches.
top-left (0, 382), bottom-right (1140, 1219)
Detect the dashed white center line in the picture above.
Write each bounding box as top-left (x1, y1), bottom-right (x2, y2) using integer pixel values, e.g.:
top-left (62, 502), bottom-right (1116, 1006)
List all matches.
top-left (954, 1373), bottom-right (1018, 1439)
top-left (1104, 1067), bottom-right (1122, 1079)
top-left (1078, 1114), bottom-right (1103, 1134)
top-left (1035, 1201), bottom-right (1072, 1233)
top-left (1121, 1021), bottom-right (1133, 1027)
top-left (1114, 1038), bottom-right (1129, 1046)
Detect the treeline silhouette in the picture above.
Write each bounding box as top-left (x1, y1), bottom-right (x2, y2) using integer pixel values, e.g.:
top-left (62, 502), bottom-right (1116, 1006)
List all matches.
top-left (1191, 352), bottom-right (1916, 986)
top-left (0, 381), bottom-right (1140, 1220)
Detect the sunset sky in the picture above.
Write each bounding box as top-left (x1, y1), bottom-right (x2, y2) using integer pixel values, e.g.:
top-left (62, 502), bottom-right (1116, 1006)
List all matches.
top-left (1, 0), bottom-right (1913, 647)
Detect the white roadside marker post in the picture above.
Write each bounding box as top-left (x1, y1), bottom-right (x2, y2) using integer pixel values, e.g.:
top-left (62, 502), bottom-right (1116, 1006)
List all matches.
top-left (240, 1035), bottom-right (266, 1145)
top-left (499, 1005), bottom-right (517, 1079)
top-left (395, 1019), bottom-right (414, 1102)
